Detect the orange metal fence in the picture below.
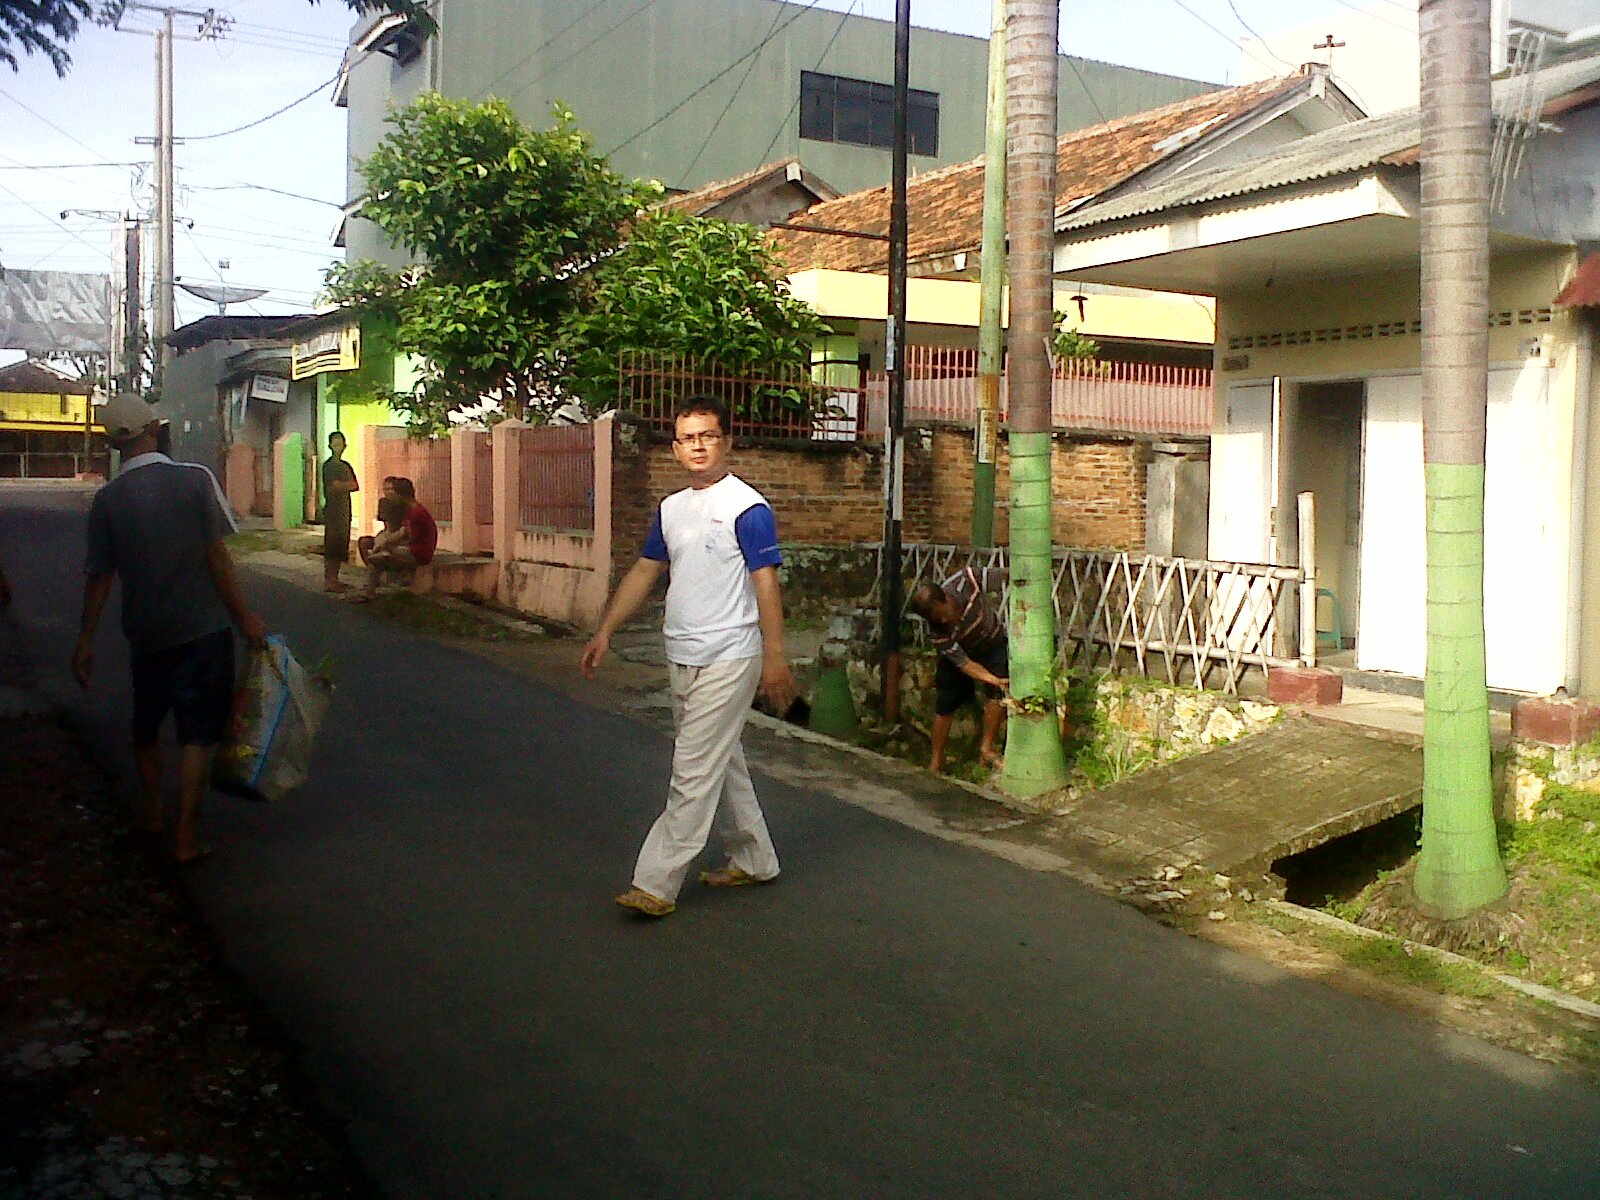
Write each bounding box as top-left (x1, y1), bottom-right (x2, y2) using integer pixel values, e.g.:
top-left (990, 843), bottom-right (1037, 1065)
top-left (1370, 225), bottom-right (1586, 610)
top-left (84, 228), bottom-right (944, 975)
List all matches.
top-left (373, 432), bottom-right (452, 522)
top-left (863, 344), bottom-right (1212, 436)
top-left (517, 424), bottom-right (594, 532)
top-left (472, 430), bottom-right (494, 521)
top-left (617, 350), bottom-right (865, 443)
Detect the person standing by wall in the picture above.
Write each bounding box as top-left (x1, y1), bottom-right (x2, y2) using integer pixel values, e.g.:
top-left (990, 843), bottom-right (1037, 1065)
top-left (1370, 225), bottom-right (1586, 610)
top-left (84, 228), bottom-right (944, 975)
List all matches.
top-left (73, 393), bottom-right (267, 865)
top-left (580, 396), bottom-right (797, 919)
top-left (321, 431), bottom-right (360, 593)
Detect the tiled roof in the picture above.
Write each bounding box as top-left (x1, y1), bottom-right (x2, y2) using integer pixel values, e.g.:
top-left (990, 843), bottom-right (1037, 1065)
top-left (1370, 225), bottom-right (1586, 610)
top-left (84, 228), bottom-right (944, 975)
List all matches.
top-left (0, 360), bottom-right (92, 395)
top-left (769, 75), bottom-right (1312, 275)
top-left (656, 158), bottom-right (834, 217)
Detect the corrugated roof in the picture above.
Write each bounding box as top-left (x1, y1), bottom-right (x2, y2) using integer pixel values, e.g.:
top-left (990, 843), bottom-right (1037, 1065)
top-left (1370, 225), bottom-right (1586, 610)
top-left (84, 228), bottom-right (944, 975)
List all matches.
top-left (1555, 252), bottom-right (1600, 307)
top-left (1060, 50), bottom-right (1600, 233)
top-left (769, 75), bottom-right (1315, 275)
top-left (0, 360), bottom-right (93, 395)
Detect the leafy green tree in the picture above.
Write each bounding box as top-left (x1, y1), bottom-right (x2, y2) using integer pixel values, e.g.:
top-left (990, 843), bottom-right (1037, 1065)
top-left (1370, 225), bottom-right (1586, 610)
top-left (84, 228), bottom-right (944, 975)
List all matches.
top-left (1, 0), bottom-right (428, 75)
top-left (324, 94), bottom-right (656, 431)
top-left (560, 209), bottom-right (825, 415)
top-left (1050, 313), bottom-right (1100, 362)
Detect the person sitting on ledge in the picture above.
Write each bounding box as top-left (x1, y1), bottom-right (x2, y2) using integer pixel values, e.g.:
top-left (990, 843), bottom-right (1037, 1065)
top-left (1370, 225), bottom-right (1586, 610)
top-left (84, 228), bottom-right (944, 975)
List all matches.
top-left (351, 476), bottom-right (436, 602)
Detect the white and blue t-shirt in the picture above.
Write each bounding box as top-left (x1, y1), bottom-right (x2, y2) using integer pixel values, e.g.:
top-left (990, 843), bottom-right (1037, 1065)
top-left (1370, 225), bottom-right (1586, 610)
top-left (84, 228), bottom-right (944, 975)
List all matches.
top-left (642, 473), bottom-right (782, 666)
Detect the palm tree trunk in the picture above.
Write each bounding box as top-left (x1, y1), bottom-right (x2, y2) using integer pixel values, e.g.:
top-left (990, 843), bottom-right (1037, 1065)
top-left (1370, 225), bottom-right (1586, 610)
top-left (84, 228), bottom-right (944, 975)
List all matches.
top-left (1413, 0), bottom-right (1507, 917)
top-left (998, 0), bottom-right (1069, 800)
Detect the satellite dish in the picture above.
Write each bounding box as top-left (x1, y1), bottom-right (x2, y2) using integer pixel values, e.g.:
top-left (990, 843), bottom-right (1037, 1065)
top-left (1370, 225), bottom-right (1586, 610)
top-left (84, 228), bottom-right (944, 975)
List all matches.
top-left (178, 281), bottom-right (269, 313)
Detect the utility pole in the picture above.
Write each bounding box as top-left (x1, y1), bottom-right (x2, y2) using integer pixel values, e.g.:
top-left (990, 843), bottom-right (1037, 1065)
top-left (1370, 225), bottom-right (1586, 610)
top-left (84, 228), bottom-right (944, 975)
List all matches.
top-left (112, 2), bottom-right (225, 398)
top-left (998, 0), bottom-right (1070, 800)
top-left (879, 0), bottom-right (911, 721)
top-left (154, 6), bottom-right (174, 395)
top-left (972, 0), bottom-right (1007, 548)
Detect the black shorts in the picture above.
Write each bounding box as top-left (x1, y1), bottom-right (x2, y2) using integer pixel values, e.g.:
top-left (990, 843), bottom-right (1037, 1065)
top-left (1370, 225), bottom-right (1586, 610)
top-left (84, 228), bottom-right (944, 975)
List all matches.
top-left (934, 638), bottom-right (1009, 717)
top-left (323, 515), bottom-right (352, 563)
top-left (131, 628), bottom-right (236, 747)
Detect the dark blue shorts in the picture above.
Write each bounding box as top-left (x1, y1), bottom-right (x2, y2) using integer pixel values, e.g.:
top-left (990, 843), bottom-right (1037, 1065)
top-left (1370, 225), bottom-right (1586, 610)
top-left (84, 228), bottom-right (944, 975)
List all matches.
top-left (934, 638), bottom-right (1009, 716)
top-left (131, 628), bottom-right (236, 747)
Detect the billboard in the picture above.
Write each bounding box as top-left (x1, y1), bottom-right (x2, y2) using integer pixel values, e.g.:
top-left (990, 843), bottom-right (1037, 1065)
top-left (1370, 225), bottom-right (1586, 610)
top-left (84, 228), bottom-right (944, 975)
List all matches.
top-left (0, 268), bottom-right (111, 354)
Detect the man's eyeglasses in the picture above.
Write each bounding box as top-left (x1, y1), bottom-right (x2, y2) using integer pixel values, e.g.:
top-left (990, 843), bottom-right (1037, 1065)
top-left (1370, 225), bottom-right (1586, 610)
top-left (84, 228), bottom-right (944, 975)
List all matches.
top-left (674, 432), bottom-right (723, 447)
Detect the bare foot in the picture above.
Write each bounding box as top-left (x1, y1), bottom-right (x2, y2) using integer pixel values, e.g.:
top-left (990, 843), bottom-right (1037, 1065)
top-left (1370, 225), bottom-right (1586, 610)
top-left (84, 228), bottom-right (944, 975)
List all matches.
top-left (980, 750), bottom-right (1005, 770)
top-left (324, 581), bottom-right (351, 593)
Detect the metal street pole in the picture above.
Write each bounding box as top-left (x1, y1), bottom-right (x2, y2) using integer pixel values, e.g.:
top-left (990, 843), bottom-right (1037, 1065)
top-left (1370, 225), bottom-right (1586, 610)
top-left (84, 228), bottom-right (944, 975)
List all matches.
top-left (880, 0), bottom-right (911, 721)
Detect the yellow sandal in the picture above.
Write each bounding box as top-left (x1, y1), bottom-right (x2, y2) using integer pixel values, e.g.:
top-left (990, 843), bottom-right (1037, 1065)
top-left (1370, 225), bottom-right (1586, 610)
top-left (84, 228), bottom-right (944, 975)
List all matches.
top-left (615, 887), bottom-right (675, 917)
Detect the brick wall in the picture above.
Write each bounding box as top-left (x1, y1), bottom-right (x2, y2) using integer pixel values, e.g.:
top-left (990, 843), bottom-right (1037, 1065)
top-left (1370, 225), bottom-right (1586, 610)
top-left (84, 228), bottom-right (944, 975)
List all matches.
top-left (610, 421), bottom-right (1149, 583)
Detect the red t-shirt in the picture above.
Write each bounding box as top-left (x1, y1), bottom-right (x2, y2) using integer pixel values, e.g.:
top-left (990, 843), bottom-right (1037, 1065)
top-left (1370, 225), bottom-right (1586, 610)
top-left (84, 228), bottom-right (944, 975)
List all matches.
top-left (404, 503), bottom-right (438, 565)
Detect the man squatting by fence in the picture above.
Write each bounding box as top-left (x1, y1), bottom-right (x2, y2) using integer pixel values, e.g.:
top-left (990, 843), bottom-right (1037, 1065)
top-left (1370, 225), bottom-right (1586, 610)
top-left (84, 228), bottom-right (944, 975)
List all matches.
top-left (910, 567), bottom-right (1010, 774)
top-left (581, 395), bottom-right (797, 918)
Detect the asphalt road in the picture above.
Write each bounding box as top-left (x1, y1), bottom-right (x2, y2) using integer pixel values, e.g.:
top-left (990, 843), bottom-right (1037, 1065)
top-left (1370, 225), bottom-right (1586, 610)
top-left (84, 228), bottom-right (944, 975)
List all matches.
top-left (4, 484), bottom-right (1599, 1200)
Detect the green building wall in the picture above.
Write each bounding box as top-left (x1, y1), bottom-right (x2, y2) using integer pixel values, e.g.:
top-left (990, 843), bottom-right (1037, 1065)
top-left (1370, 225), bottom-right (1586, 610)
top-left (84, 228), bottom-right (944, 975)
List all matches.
top-left (343, 0), bottom-right (1214, 260)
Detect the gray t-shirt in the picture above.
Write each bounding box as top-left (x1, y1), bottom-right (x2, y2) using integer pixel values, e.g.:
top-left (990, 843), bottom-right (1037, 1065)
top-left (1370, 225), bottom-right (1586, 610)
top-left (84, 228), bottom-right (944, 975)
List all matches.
top-left (85, 456), bottom-right (234, 656)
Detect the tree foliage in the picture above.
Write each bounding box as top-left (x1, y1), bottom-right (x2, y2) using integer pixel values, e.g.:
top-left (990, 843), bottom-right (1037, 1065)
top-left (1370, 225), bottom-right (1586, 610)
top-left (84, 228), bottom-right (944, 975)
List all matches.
top-left (324, 94), bottom-right (655, 431)
top-left (0, 0), bottom-right (429, 76)
top-left (560, 209), bottom-right (825, 414)
top-left (327, 94), bottom-right (826, 432)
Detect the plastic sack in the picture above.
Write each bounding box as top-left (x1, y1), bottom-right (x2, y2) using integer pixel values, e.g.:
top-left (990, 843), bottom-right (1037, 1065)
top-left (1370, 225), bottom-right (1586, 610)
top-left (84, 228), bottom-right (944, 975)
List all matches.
top-left (213, 635), bottom-right (332, 802)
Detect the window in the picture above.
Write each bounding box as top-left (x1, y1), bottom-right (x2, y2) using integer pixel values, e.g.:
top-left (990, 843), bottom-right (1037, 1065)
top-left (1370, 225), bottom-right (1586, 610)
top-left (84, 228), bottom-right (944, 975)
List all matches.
top-left (800, 71), bottom-right (939, 156)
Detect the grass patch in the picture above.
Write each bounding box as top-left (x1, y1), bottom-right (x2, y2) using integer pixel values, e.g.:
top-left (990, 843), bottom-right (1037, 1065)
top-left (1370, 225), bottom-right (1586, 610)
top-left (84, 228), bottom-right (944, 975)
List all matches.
top-left (355, 591), bottom-right (542, 642)
top-left (1505, 785), bottom-right (1600, 880)
top-left (1332, 933), bottom-right (1499, 998)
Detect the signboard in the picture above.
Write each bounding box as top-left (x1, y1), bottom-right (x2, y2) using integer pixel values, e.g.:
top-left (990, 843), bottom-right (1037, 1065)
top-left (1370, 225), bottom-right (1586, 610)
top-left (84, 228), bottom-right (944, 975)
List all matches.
top-left (0, 268), bottom-right (110, 354)
top-left (249, 373), bottom-right (289, 402)
top-left (291, 323), bottom-right (360, 379)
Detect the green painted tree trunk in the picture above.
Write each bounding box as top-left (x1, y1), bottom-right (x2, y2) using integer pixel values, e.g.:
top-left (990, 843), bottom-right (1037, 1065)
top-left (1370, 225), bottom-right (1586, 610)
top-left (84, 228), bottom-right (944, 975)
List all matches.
top-left (1413, 0), bottom-right (1507, 917)
top-left (998, 0), bottom-right (1069, 800)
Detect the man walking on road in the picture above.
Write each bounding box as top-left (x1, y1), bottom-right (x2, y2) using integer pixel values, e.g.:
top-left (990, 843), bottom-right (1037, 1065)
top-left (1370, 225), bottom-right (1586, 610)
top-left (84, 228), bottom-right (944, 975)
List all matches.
top-left (581, 396), bottom-right (796, 918)
top-left (73, 393), bottom-right (267, 865)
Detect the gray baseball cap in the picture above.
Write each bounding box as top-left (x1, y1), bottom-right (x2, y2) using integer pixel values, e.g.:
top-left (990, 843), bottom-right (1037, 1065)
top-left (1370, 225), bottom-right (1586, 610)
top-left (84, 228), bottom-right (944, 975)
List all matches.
top-left (96, 392), bottom-right (159, 441)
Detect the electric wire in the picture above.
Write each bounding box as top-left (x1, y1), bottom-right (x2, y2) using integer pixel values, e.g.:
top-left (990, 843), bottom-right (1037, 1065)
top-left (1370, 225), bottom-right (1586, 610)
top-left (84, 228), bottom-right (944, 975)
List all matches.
top-left (755, 0), bottom-right (856, 168)
top-left (1223, 0), bottom-right (1301, 73)
top-left (182, 68), bottom-right (342, 140)
top-left (608, 0), bottom-right (827, 157)
top-left (678, 0), bottom-right (790, 182)
top-left (472, 0), bottom-right (623, 99)
top-left (503, 0), bottom-right (663, 106)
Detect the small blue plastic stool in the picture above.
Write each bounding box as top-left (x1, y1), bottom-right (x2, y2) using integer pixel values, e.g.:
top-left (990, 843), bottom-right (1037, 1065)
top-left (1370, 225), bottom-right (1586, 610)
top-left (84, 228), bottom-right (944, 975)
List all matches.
top-left (1315, 587), bottom-right (1345, 651)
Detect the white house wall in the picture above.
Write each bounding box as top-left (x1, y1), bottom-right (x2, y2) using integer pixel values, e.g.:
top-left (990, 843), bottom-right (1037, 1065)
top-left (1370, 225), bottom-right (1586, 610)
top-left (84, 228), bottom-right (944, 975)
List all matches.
top-left (1211, 249), bottom-right (1582, 693)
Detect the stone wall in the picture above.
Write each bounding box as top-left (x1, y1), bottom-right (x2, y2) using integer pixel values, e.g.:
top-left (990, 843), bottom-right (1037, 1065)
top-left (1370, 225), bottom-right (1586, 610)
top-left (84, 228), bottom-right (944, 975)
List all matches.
top-left (609, 420), bottom-right (1152, 585)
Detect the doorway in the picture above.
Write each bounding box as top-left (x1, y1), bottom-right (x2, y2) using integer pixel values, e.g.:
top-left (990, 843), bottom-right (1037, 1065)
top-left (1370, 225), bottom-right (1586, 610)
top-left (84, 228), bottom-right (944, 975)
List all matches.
top-left (1290, 380), bottom-right (1364, 662)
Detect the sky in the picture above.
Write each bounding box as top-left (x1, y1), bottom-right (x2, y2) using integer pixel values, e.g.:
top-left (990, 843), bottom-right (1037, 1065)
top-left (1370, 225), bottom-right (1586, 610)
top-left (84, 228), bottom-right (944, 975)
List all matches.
top-left (0, 0), bottom-right (1404, 346)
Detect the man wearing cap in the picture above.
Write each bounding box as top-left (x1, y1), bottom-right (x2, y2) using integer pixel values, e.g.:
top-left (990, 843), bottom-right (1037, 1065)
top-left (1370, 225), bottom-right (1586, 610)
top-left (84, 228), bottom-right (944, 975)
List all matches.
top-left (74, 392), bottom-right (267, 865)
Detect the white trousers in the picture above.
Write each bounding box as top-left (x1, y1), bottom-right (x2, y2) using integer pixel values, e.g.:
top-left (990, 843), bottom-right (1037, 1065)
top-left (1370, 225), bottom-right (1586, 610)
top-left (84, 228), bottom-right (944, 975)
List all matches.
top-left (631, 654), bottom-right (780, 902)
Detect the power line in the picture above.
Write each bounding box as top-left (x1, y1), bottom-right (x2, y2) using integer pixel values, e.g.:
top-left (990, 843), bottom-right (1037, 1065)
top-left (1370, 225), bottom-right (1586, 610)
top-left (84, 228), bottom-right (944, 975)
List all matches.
top-left (0, 88), bottom-right (120, 162)
top-left (608, 0), bottom-right (826, 157)
top-left (183, 67), bottom-right (340, 140)
top-left (679, 0), bottom-right (789, 182)
top-left (474, 0), bottom-right (623, 99)
top-left (186, 182), bottom-right (342, 206)
top-left (1223, 0), bottom-right (1300, 73)
top-left (757, 0), bottom-right (856, 167)
top-left (0, 160), bottom-right (143, 171)
top-left (503, 0), bottom-right (663, 106)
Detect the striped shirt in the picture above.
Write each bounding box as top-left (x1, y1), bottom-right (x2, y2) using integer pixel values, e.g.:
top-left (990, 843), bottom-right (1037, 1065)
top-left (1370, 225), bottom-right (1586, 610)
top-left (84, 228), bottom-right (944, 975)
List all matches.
top-left (927, 567), bottom-right (1005, 669)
